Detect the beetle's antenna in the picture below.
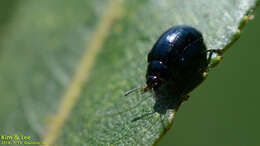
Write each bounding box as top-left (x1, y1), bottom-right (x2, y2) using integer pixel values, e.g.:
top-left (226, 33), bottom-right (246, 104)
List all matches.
top-left (124, 86), bottom-right (149, 96)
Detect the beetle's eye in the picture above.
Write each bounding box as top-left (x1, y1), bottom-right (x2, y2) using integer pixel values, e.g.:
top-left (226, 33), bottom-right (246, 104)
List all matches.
top-left (147, 76), bottom-right (161, 89)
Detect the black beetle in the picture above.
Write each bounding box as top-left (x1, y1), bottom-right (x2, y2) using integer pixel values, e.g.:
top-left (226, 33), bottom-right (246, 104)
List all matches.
top-left (125, 25), bottom-right (222, 101)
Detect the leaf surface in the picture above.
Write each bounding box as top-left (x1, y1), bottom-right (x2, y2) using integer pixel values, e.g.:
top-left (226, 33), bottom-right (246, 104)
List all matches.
top-left (0, 0), bottom-right (258, 145)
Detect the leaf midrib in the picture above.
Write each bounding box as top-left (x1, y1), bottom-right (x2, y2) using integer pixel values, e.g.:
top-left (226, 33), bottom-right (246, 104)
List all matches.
top-left (42, 1), bottom-right (124, 145)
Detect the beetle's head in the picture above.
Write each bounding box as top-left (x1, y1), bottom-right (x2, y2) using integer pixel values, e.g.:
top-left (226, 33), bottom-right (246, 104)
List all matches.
top-left (146, 75), bottom-right (162, 90)
top-left (146, 61), bottom-right (169, 90)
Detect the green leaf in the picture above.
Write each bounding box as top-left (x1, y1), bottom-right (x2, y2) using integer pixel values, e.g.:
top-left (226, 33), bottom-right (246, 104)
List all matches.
top-left (0, 0), bottom-right (258, 145)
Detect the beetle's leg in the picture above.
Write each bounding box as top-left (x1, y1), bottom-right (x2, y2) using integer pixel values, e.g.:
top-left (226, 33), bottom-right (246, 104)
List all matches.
top-left (182, 94), bottom-right (190, 101)
top-left (205, 49), bottom-right (223, 70)
top-left (201, 49), bottom-right (222, 80)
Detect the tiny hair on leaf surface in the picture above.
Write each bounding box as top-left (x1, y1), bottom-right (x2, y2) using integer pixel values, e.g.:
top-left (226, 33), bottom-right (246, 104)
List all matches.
top-left (0, 0), bottom-right (258, 145)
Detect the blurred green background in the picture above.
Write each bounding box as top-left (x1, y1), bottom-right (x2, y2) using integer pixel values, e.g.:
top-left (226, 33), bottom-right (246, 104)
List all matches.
top-left (160, 8), bottom-right (260, 146)
top-left (1, 1), bottom-right (259, 146)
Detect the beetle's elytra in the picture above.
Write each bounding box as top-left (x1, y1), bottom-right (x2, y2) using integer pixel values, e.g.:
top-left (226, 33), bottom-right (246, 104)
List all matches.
top-left (125, 25), bottom-right (222, 101)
